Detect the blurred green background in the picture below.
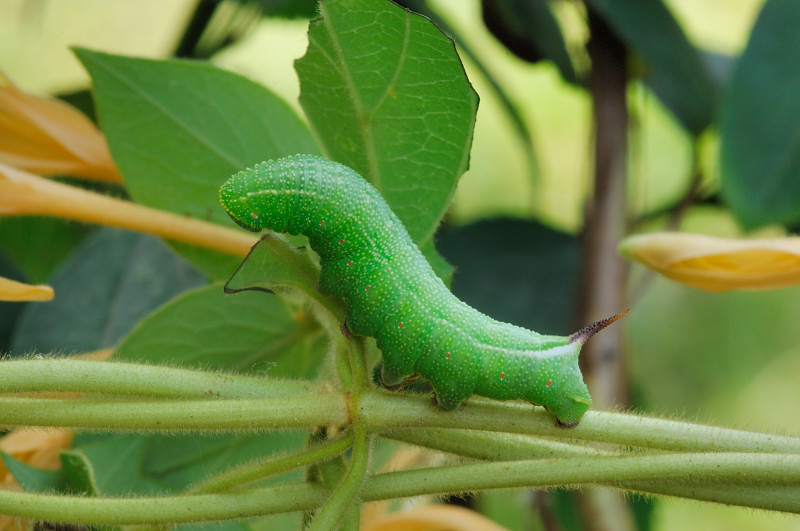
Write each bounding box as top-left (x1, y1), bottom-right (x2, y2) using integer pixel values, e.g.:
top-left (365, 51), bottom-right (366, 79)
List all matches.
top-left (4, 0), bottom-right (800, 529)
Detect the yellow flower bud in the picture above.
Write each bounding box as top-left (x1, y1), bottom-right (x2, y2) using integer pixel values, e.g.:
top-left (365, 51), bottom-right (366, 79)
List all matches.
top-left (0, 276), bottom-right (54, 301)
top-left (619, 232), bottom-right (800, 291)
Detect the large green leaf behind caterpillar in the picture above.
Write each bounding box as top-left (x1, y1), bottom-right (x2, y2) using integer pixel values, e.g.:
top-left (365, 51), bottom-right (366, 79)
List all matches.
top-left (220, 155), bottom-right (624, 426)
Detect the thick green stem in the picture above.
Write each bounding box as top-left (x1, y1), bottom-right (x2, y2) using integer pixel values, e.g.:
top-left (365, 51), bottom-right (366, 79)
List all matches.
top-left (309, 426), bottom-right (371, 530)
top-left (0, 359), bottom-right (308, 398)
top-left (0, 483), bottom-right (326, 524)
top-left (189, 431), bottom-right (355, 494)
top-left (0, 394), bottom-right (346, 430)
top-left (383, 427), bottom-right (800, 511)
top-left (363, 452), bottom-right (800, 510)
top-left (1, 453), bottom-right (799, 524)
top-left (360, 390), bottom-right (800, 453)
top-left (384, 427), bottom-right (603, 460)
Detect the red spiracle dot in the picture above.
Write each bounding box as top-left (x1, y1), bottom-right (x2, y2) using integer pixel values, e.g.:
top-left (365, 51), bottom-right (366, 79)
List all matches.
top-left (546, 379), bottom-right (553, 388)
top-left (319, 220), bottom-right (325, 226)
top-left (445, 352), bottom-right (451, 359)
top-left (338, 239), bottom-right (345, 245)
top-left (346, 260), bottom-right (353, 266)
top-left (397, 322), bottom-right (403, 328)
top-left (250, 212), bottom-right (259, 219)
top-left (499, 372), bottom-right (506, 381)
top-left (364, 285), bottom-right (371, 291)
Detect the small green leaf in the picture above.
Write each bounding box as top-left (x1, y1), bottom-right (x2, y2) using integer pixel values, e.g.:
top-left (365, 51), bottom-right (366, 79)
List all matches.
top-left (719, 0), bottom-right (800, 228)
top-left (10, 228), bottom-right (205, 355)
top-left (225, 235), bottom-right (319, 295)
top-left (295, 0), bottom-right (478, 249)
top-left (587, 0), bottom-right (716, 135)
top-left (60, 450), bottom-right (99, 496)
top-left (224, 235), bottom-right (347, 321)
top-left (115, 282), bottom-right (325, 378)
top-left (71, 432), bottom-right (306, 495)
top-left (1, 451), bottom-right (68, 493)
top-left (75, 48), bottom-right (321, 276)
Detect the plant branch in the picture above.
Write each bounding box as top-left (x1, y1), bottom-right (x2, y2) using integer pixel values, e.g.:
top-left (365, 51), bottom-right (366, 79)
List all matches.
top-left (0, 483), bottom-right (326, 524)
top-left (363, 452), bottom-right (800, 512)
top-left (359, 390), bottom-right (800, 454)
top-left (0, 359), bottom-right (309, 399)
top-left (0, 394), bottom-right (346, 431)
top-left (383, 427), bottom-right (800, 512)
top-left (384, 427), bottom-right (604, 460)
top-left (1, 453), bottom-right (799, 524)
top-left (309, 426), bottom-right (370, 530)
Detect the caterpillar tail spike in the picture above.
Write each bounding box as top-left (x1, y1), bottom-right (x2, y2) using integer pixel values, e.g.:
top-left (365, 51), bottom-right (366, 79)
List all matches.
top-left (568, 309), bottom-right (630, 345)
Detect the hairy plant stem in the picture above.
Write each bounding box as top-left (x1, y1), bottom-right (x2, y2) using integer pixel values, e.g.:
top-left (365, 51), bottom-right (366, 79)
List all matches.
top-left (359, 391), bottom-right (800, 454)
top-left (0, 359), bottom-right (309, 398)
top-left (3, 361), bottom-right (799, 454)
top-left (1, 453), bottom-right (798, 524)
top-left (382, 428), bottom-right (800, 511)
top-left (0, 394), bottom-right (347, 430)
top-left (309, 426), bottom-right (370, 530)
top-left (3, 359), bottom-right (800, 524)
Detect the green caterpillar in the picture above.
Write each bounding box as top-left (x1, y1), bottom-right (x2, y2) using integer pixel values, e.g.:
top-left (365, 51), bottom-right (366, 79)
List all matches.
top-left (219, 155), bottom-right (624, 427)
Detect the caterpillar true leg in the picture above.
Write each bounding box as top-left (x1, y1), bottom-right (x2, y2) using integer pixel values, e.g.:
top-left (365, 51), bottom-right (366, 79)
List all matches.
top-left (378, 366), bottom-right (419, 391)
top-left (339, 319), bottom-right (352, 338)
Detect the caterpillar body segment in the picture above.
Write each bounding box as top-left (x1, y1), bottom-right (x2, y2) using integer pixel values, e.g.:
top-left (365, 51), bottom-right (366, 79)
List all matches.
top-left (220, 155), bottom-right (622, 426)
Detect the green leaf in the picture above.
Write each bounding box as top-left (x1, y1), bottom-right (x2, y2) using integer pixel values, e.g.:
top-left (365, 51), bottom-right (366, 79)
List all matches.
top-left (419, 238), bottom-right (453, 287)
top-left (437, 218), bottom-right (579, 335)
top-left (115, 282), bottom-right (325, 378)
top-left (74, 48), bottom-right (321, 277)
top-left (257, 0), bottom-right (318, 18)
top-left (60, 450), bottom-right (99, 496)
top-left (481, 0), bottom-right (577, 83)
top-left (719, 0), bottom-right (800, 228)
top-left (224, 235), bottom-right (319, 295)
top-left (10, 228), bottom-right (205, 355)
top-left (0, 217), bottom-right (89, 284)
top-left (71, 431), bottom-right (306, 495)
top-left (586, 0), bottom-right (716, 135)
top-left (224, 235), bottom-right (347, 321)
top-left (295, 0), bottom-right (478, 249)
top-left (1, 451), bottom-right (68, 493)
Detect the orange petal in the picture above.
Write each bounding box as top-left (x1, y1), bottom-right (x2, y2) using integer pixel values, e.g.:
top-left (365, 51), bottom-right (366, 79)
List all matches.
top-left (620, 232), bottom-right (800, 291)
top-left (0, 276), bottom-right (54, 301)
top-left (362, 504), bottom-right (510, 531)
top-left (0, 72), bottom-right (122, 183)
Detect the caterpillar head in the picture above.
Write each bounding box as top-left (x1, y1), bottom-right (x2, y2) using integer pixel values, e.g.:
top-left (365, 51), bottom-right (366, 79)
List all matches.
top-left (219, 167), bottom-right (270, 232)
